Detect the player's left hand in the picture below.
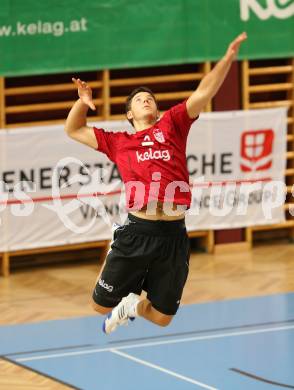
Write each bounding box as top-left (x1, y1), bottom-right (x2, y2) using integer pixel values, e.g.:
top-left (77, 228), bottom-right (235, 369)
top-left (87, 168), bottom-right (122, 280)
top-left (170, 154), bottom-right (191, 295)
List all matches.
top-left (225, 32), bottom-right (247, 61)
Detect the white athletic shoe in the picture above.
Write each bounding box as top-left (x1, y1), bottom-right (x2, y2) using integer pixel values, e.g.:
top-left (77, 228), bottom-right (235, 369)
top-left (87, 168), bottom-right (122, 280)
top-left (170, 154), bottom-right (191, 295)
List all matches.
top-left (103, 293), bottom-right (140, 334)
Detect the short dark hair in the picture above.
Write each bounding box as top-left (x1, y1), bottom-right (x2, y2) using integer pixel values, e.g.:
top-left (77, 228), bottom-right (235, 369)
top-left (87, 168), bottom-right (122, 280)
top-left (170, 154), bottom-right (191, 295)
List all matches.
top-left (125, 86), bottom-right (158, 125)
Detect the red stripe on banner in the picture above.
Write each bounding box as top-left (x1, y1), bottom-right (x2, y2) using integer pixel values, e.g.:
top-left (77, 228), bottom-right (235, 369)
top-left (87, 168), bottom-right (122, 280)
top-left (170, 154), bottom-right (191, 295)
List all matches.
top-left (0, 177), bottom-right (273, 206)
top-left (1, 189), bottom-right (123, 206)
top-left (191, 177), bottom-right (272, 187)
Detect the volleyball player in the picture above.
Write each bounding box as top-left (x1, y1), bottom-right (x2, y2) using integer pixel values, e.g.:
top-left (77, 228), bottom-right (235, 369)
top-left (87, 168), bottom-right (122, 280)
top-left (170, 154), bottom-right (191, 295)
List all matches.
top-left (65, 32), bottom-right (247, 333)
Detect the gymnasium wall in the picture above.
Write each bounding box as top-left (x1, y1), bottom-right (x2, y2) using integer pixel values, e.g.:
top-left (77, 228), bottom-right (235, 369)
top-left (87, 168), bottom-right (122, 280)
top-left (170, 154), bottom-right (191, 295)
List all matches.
top-left (0, 0), bottom-right (293, 257)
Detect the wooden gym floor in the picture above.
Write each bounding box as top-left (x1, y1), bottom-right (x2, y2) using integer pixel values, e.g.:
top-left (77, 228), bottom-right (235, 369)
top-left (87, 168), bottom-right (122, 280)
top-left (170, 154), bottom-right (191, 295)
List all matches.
top-left (0, 241), bottom-right (294, 389)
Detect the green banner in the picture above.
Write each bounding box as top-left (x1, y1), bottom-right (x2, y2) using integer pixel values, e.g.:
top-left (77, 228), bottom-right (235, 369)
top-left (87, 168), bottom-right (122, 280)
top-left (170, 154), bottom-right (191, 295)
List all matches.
top-left (1, 0), bottom-right (293, 76)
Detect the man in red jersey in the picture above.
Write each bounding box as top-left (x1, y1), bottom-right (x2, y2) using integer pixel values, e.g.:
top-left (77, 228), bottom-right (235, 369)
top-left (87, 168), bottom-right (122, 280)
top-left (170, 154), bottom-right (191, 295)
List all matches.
top-left (65, 32), bottom-right (247, 334)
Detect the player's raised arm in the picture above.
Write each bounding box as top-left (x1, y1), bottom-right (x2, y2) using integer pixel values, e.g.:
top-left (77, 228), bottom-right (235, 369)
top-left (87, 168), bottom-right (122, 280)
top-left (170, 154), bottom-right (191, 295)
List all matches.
top-left (64, 78), bottom-right (98, 149)
top-left (186, 32), bottom-right (247, 119)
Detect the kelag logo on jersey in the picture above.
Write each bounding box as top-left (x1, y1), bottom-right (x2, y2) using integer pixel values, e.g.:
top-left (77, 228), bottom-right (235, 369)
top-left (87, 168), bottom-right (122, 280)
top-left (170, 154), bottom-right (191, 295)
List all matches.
top-left (240, 129), bottom-right (274, 172)
top-left (136, 148), bottom-right (170, 162)
top-left (138, 130), bottom-right (169, 162)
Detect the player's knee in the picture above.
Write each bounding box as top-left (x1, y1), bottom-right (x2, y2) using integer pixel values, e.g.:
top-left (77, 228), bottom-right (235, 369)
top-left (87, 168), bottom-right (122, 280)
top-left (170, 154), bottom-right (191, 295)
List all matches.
top-left (153, 313), bottom-right (173, 327)
top-left (91, 300), bottom-right (112, 315)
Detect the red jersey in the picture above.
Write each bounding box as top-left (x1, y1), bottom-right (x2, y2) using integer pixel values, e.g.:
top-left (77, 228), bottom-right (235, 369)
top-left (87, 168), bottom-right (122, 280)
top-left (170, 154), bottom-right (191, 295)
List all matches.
top-left (93, 101), bottom-right (197, 211)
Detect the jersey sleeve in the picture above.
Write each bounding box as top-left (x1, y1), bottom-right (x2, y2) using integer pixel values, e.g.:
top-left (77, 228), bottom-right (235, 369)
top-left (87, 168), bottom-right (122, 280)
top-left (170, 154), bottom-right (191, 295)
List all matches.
top-left (167, 101), bottom-right (198, 138)
top-left (93, 127), bottom-right (116, 162)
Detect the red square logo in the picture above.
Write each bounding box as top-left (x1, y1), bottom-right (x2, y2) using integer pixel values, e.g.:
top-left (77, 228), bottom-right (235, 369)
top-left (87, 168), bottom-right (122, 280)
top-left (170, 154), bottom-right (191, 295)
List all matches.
top-left (240, 129), bottom-right (274, 172)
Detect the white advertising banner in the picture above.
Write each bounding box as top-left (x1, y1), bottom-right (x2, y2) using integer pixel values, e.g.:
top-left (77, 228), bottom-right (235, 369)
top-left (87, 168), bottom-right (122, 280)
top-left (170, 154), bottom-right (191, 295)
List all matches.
top-left (0, 108), bottom-right (288, 251)
top-left (185, 107), bottom-right (288, 230)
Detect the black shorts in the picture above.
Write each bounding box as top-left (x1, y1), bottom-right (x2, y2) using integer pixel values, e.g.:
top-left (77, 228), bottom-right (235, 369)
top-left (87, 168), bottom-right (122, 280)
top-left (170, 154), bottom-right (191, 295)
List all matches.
top-left (93, 213), bottom-right (190, 315)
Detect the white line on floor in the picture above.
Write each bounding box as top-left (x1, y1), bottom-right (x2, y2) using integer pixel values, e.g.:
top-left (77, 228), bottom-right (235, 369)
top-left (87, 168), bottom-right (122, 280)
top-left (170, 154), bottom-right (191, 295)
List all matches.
top-left (111, 349), bottom-right (219, 390)
top-left (15, 323), bottom-right (294, 362)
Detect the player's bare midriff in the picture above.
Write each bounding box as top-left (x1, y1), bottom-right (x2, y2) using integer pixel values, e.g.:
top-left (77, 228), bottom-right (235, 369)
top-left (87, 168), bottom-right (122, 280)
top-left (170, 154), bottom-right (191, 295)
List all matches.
top-left (129, 200), bottom-right (185, 221)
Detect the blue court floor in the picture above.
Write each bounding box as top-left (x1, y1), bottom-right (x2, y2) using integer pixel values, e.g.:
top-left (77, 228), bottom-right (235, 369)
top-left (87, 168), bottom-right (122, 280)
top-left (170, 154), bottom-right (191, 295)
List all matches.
top-left (1, 293), bottom-right (294, 390)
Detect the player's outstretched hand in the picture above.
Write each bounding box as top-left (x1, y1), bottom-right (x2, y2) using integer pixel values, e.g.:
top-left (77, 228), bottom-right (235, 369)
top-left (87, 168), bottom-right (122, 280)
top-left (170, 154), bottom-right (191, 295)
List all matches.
top-left (72, 77), bottom-right (96, 111)
top-left (225, 32), bottom-right (247, 61)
